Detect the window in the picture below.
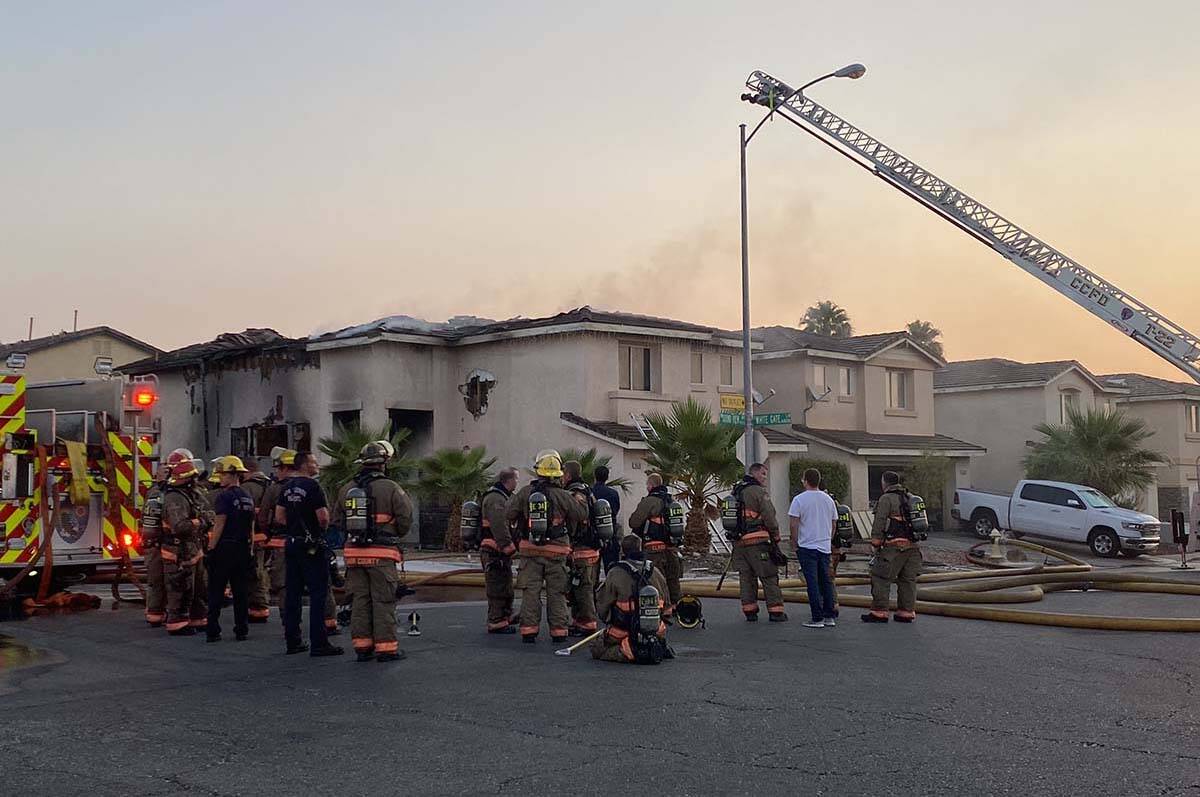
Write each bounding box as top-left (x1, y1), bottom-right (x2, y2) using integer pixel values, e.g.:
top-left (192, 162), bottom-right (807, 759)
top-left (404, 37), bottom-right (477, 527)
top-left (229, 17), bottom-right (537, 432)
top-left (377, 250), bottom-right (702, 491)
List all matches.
top-left (254, 425), bottom-right (288, 456)
top-left (619, 344), bottom-right (652, 391)
top-left (719, 354), bottom-right (734, 386)
top-left (292, 423), bottom-right (311, 454)
top-left (690, 350), bottom-right (704, 384)
top-left (230, 427), bottom-right (249, 459)
top-left (332, 410), bottom-right (360, 433)
top-left (1189, 404), bottom-right (1200, 435)
top-left (886, 369), bottom-right (910, 410)
top-left (838, 366), bottom-right (853, 397)
top-left (812, 363), bottom-right (827, 392)
top-left (1058, 390), bottom-right (1080, 423)
top-left (1019, 483), bottom-right (1080, 508)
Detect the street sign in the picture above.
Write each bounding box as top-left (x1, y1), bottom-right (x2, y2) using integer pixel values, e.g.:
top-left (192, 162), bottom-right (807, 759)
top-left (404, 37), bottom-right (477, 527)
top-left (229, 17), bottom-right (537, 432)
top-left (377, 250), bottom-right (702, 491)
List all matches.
top-left (736, 430), bottom-right (769, 466)
top-left (720, 394), bottom-right (746, 411)
top-left (720, 411), bottom-right (792, 427)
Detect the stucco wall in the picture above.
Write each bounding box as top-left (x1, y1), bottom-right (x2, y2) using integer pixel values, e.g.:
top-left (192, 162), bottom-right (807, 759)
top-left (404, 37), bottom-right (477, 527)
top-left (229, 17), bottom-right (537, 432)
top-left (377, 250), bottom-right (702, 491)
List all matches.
top-left (935, 386), bottom-right (1045, 493)
top-left (864, 348), bottom-right (936, 436)
top-left (23, 333), bottom-right (154, 383)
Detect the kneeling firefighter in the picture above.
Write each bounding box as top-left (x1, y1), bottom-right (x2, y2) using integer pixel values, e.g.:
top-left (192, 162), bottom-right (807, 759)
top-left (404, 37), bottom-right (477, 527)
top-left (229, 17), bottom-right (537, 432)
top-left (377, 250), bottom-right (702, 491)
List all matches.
top-left (591, 534), bottom-right (672, 664)
top-left (335, 442), bottom-right (413, 662)
top-left (721, 463), bottom-right (787, 622)
top-left (864, 470), bottom-right (927, 624)
top-left (504, 450), bottom-right (588, 644)
top-left (627, 472), bottom-right (684, 618)
top-left (564, 460), bottom-right (614, 637)
top-left (461, 467), bottom-right (520, 634)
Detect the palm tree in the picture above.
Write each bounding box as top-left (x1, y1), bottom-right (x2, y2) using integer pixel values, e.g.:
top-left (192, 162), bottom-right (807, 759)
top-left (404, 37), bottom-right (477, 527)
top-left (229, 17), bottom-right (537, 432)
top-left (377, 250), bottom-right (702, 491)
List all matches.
top-left (642, 397), bottom-right (743, 552)
top-left (906, 319), bottom-right (945, 359)
top-left (800, 300), bottom-right (853, 338)
top-left (415, 446), bottom-right (497, 552)
top-left (317, 423), bottom-right (414, 497)
top-left (1022, 406), bottom-right (1166, 504)
top-left (551, 447), bottom-right (632, 494)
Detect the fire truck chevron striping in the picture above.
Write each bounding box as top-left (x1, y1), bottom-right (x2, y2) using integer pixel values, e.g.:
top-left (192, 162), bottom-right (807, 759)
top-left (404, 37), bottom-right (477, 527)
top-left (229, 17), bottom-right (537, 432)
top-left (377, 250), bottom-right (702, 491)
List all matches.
top-left (0, 373), bottom-right (26, 438)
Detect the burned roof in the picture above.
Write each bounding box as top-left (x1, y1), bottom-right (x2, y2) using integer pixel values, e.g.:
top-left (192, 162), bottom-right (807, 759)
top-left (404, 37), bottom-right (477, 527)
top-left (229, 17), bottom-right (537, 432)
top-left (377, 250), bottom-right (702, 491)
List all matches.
top-left (754, 326), bottom-right (938, 362)
top-left (118, 328), bottom-right (301, 374)
top-left (935, 358), bottom-right (1105, 391)
top-left (790, 426), bottom-right (986, 454)
top-left (1101, 373), bottom-right (1200, 399)
top-left (314, 306), bottom-right (744, 345)
top-left (0, 326), bottom-right (159, 359)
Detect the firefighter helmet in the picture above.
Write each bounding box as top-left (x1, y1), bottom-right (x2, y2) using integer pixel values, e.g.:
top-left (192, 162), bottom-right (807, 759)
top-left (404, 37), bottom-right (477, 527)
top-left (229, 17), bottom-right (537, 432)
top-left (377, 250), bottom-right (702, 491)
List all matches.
top-left (533, 449), bottom-right (563, 478)
top-left (165, 448), bottom-right (195, 467)
top-left (168, 459), bottom-right (200, 485)
top-left (213, 455), bottom-right (248, 475)
top-left (358, 441), bottom-right (391, 466)
top-left (375, 440), bottom-right (396, 459)
top-left (270, 446), bottom-right (296, 467)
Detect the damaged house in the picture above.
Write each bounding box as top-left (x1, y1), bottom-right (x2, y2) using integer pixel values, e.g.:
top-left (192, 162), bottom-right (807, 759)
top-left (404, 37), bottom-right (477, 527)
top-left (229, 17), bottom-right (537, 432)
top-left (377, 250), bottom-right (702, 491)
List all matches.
top-left (118, 308), bottom-right (811, 520)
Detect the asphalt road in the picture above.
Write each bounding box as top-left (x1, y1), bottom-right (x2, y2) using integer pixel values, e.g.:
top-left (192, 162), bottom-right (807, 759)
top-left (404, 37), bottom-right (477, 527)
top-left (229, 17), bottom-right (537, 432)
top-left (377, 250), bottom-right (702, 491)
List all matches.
top-left (1, 594), bottom-right (1198, 796)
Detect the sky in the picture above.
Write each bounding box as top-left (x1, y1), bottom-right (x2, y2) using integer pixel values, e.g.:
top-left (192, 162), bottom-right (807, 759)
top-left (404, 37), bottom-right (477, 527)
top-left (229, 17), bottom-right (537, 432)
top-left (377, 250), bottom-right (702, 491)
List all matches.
top-left (3, 1), bottom-right (1199, 380)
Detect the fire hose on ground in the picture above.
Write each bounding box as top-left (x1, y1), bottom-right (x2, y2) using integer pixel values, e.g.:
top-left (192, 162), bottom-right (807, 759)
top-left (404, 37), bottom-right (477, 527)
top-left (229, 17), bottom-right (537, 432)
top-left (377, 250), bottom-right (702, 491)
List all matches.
top-left (395, 539), bottom-right (1200, 632)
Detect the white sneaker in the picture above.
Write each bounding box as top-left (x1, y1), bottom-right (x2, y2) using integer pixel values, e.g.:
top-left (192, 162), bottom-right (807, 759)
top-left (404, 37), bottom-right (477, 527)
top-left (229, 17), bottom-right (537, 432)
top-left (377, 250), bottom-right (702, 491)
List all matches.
top-left (803, 621), bottom-right (825, 628)
top-left (823, 619), bottom-right (837, 627)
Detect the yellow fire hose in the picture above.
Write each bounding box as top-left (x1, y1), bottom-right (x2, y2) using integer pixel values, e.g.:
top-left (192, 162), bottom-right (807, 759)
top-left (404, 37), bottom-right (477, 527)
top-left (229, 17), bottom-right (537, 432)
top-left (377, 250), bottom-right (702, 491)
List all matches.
top-left (403, 539), bottom-right (1200, 632)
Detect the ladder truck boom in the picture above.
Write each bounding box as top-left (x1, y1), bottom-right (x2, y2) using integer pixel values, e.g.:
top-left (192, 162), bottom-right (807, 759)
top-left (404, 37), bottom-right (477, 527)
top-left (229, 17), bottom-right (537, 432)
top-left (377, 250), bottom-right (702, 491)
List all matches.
top-left (744, 70), bottom-right (1200, 383)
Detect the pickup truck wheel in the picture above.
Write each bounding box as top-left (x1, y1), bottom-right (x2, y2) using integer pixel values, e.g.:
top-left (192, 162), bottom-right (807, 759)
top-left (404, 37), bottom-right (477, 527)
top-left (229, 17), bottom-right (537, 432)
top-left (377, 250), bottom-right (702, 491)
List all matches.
top-left (1088, 528), bottom-right (1119, 558)
top-left (970, 511), bottom-right (998, 539)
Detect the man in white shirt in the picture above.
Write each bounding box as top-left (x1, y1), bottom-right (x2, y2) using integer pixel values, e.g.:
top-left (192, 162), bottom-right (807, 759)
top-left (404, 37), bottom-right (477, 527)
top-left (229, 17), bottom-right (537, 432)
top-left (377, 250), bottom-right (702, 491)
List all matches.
top-left (788, 468), bottom-right (838, 628)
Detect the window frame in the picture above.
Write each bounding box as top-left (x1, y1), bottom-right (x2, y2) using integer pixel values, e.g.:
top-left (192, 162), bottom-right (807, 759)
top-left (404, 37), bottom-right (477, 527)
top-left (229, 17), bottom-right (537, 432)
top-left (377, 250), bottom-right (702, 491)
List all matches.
top-left (1059, 389), bottom-right (1080, 423)
top-left (619, 343), bottom-right (652, 392)
top-left (719, 354), bottom-right (734, 387)
top-left (886, 369), bottom-right (911, 410)
top-left (690, 350), bottom-right (704, 384)
top-left (812, 362), bottom-right (828, 393)
top-left (838, 366), bottom-right (853, 398)
top-left (1188, 403), bottom-right (1200, 435)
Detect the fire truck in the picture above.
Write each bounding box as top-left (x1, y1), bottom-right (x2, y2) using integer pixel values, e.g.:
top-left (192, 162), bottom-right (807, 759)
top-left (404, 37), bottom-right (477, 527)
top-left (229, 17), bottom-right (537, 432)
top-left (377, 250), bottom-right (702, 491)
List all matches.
top-left (0, 368), bottom-right (160, 587)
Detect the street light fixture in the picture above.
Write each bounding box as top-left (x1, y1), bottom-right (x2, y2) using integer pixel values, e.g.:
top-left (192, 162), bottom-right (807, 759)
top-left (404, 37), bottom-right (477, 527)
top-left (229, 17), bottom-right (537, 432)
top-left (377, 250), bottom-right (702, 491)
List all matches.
top-left (737, 63), bottom-right (865, 470)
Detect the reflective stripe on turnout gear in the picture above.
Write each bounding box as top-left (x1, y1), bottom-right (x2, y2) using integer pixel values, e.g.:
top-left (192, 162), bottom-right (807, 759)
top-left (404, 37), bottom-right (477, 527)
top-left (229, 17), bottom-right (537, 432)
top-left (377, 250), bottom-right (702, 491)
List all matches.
top-left (480, 538), bottom-right (516, 556)
top-left (518, 539), bottom-right (571, 558)
top-left (735, 531), bottom-right (771, 546)
top-left (520, 624), bottom-right (540, 636)
top-left (741, 602), bottom-right (759, 613)
top-left (643, 540), bottom-right (669, 552)
top-left (571, 548), bottom-right (600, 563)
top-left (265, 537), bottom-right (285, 549)
top-left (353, 636), bottom-right (373, 652)
top-left (344, 545), bottom-right (402, 566)
top-left (374, 640), bottom-right (398, 653)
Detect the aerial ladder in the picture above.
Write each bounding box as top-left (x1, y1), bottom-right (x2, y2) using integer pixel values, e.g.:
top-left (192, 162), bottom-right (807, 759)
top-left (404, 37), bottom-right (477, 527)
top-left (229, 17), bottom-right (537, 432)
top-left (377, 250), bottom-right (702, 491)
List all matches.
top-left (742, 71), bottom-right (1200, 384)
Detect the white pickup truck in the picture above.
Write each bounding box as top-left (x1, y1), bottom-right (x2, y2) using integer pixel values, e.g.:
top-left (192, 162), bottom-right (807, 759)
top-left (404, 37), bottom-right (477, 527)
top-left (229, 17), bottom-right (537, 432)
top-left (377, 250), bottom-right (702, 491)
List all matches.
top-left (952, 479), bottom-right (1162, 558)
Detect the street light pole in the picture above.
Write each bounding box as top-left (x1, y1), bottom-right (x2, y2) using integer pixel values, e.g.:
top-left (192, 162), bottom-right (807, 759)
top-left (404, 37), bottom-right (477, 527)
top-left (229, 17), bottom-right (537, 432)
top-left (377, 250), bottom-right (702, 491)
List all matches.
top-left (737, 62), bottom-right (865, 473)
top-left (739, 123), bottom-right (755, 470)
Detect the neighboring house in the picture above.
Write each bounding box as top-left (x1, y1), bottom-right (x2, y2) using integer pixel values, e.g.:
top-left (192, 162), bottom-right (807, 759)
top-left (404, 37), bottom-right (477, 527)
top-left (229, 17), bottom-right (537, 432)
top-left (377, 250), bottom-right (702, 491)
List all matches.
top-left (753, 327), bottom-right (985, 511)
top-left (933, 359), bottom-right (1148, 507)
top-left (0, 326), bottom-right (159, 383)
top-left (1101, 373), bottom-right (1200, 525)
top-left (119, 308), bottom-right (811, 519)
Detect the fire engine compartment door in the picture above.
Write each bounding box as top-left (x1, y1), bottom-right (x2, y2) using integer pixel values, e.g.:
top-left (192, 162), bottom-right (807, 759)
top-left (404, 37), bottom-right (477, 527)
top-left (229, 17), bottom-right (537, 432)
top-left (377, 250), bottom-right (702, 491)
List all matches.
top-left (2, 453), bottom-right (34, 501)
top-left (50, 475), bottom-right (104, 555)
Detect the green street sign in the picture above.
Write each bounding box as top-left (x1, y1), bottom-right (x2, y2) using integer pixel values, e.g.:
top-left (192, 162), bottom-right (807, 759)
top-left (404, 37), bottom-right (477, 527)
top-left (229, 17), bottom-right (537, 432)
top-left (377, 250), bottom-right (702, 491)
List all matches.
top-left (719, 411), bottom-right (791, 427)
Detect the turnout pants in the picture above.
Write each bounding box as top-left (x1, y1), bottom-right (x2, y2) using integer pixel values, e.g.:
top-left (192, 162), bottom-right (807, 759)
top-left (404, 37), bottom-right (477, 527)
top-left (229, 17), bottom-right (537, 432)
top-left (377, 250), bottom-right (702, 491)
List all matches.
top-left (163, 542), bottom-right (203, 633)
top-left (283, 540), bottom-right (330, 648)
top-left (207, 545), bottom-right (251, 638)
top-left (346, 562), bottom-right (399, 655)
top-left (870, 545), bottom-right (923, 619)
top-left (569, 556), bottom-right (600, 632)
top-left (248, 547), bottom-right (271, 621)
top-left (732, 542), bottom-right (785, 617)
top-left (481, 551), bottom-right (514, 631)
top-left (517, 555), bottom-right (569, 639)
top-left (190, 556), bottom-right (208, 629)
top-left (144, 545), bottom-right (166, 625)
top-left (591, 630), bottom-right (634, 663)
top-left (645, 547), bottom-right (683, 610)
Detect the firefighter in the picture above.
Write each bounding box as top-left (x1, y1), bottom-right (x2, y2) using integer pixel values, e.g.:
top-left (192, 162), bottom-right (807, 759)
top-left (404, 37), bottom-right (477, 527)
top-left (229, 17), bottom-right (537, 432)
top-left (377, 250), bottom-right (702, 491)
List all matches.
top-left (239, 457), bottom-right (273, 623)
top-left (591, 534), bottom-right (671, 664)
top-left (864, 470), bottom-right (923, 624)
top-left (259, 447), bottom-right (295, 619)
top-left (504, 450), bottom-right (587, 644)
top-left (205, 456), bottom-right (255, 642)
top-left (275, 452), bottom-right (343, 656)
top-left (478, 467), bottom-right (519, 634)
top-left (143, 451), bottom-right (187, 627)
top-left (160, 457), bottom-right (212, 635)
top-left (628, 473), bottom-right (682, 616)
top-left (563, 459), bottom-right (600, 637)
top-left (730, 463), bottom-right (787, 622)
top-left (333, 442), bottom-right (413, 663)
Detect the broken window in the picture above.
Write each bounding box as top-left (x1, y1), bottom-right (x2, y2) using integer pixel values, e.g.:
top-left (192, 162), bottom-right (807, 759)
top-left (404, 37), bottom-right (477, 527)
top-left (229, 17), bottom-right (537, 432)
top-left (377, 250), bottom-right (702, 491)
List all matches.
top-left (292, 422), bottom-right (311, 453)
top-left (459, 369), bottom-right (496, 419)
top-left (231, 427), bottom-right (249, 458)
top-left (332, 410), bottom-right (360, 433)
top-left (254, 425), bottom-right (288, 456)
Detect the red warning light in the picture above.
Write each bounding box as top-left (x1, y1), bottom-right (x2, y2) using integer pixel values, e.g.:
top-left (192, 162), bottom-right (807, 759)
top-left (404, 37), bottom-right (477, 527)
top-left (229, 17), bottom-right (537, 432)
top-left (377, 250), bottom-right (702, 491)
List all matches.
top-left (133, 386), bottom-right (156, 408)
top-left (122, 532), bottom-right (135, 547)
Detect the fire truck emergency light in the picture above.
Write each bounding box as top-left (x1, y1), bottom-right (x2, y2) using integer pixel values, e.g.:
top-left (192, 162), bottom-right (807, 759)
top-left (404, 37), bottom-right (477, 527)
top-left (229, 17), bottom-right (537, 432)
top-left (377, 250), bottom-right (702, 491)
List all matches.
top-left (133, 387), bottom-right (156, 407)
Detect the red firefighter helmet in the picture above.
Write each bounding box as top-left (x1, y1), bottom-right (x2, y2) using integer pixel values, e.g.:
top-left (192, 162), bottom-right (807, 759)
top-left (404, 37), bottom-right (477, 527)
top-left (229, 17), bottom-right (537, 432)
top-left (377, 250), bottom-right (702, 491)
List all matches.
top-left (165, 448), bottom-right (195, 467)
top-left (167, 459), bottom-right (199, 485)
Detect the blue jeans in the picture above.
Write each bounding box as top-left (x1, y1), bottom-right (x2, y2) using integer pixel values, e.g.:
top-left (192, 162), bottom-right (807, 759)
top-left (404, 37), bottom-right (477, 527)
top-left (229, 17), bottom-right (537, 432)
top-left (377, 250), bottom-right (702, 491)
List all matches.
top-left (284, 538), bottom-right (330, 649)
top-left (796, 547), bottom-right (836, 623)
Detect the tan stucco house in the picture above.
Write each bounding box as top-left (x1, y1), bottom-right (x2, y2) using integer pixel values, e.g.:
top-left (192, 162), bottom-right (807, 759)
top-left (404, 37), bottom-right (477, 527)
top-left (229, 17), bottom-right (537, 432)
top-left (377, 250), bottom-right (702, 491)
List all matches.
top-left (0, 326), bottom-right (158, 383)
top-left (753, 327), bottom-right (986, 511)
top-left (120, 308), bottom-right (811, 524)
